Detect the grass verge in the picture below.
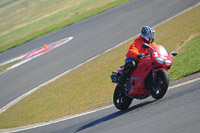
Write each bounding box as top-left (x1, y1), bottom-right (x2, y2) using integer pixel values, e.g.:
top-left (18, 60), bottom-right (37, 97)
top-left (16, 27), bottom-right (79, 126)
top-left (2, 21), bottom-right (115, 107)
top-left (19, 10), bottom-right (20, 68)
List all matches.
top-left (0, 3), bottom-right (200, 129)
top-left (169, 33), bottom-right (200, 81)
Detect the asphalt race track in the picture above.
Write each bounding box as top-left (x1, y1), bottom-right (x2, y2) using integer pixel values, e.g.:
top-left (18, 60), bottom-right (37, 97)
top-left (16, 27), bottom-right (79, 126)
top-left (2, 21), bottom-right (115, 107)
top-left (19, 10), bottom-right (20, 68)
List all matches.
top-left (13, 73), bottom-right (200, 133)
top-left (0, 0), bottom-right (200, 132)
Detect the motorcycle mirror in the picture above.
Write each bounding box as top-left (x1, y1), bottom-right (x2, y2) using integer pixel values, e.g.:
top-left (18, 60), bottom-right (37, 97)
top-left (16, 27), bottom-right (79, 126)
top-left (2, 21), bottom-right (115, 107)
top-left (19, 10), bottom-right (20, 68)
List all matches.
top-left (169, 51), bottom-right (178, 56)
top-left (142, 43), bottom-right (154, 51)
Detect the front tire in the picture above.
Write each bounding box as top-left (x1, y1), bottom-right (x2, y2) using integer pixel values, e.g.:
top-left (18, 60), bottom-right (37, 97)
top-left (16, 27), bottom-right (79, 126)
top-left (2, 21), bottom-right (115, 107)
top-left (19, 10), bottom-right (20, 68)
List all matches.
top-left (150, 69), bottom-right (169, 100)
top-left (113, 86), bottom-right (133, 110)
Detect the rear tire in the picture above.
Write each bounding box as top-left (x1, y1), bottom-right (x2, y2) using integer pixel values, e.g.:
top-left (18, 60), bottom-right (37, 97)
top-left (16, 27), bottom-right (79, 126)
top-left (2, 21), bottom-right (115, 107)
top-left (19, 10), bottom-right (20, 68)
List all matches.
top-left (113, 86), bottom-right (133, 110)
top-left (150, 69), bottom-right (169, 100)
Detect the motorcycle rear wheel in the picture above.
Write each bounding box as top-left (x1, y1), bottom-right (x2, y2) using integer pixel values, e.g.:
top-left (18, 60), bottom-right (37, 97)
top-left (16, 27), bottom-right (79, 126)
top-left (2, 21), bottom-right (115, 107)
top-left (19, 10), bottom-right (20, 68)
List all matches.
top-left (113, 86), bottom-right (133, 110)
top-left (150, 69), bottom-right (169, 100)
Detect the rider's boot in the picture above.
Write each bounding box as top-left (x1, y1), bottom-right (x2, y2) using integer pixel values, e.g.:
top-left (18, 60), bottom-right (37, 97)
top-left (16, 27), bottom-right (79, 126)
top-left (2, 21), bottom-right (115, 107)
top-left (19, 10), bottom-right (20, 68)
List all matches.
top-left (117, 71), bottom-right (129, 89)
top-left (117, 61), bottom-right (135, 89)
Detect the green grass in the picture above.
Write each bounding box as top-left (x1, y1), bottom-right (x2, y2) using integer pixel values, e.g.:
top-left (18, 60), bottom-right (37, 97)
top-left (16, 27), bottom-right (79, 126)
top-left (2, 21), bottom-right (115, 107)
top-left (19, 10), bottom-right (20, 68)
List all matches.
top-left (0, 3), bottom-right (200, 130)
top-left (0, 0), bottom-right (130, 53)
top-left (169, 34), bottom-right (200, 81)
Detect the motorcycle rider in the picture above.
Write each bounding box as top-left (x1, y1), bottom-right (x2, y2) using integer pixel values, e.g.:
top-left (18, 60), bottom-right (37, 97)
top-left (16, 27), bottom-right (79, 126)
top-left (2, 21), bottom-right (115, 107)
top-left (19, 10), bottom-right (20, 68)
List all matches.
top-left (117, 26), bottom-right (156, 96)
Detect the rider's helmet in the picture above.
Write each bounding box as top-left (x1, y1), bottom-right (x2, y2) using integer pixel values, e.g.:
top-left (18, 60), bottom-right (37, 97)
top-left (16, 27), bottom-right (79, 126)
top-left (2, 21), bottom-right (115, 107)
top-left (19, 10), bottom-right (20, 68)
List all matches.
top-left (141, 26), bottom-right (155, 44)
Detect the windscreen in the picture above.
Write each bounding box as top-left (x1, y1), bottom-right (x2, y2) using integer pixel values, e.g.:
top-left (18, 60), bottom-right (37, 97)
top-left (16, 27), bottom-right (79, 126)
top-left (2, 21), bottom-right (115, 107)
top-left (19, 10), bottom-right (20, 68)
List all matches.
top-left (152, 45), bottom-right (168, 56)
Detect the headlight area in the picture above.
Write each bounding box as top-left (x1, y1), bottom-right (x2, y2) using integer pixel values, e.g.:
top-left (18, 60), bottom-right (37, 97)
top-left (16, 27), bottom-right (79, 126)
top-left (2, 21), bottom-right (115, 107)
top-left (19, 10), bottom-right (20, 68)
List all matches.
top-left (165, 60), bottom-right (172, 65)
top-left (155, 58), bottom-right (172, 66)
top-left (156, 57), bottom-right (164, 64)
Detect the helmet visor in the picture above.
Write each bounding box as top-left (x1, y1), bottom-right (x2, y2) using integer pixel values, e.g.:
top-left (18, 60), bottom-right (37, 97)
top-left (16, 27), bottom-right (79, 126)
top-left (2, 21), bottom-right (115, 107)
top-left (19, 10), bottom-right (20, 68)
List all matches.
top-left (148, 31), bottom-right (155, 43)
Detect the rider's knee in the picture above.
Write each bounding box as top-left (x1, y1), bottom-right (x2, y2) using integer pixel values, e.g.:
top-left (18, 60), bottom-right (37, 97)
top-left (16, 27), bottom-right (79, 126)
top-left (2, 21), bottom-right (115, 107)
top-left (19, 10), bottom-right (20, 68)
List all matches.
top-left (125, 60), bottom-right (136, 69)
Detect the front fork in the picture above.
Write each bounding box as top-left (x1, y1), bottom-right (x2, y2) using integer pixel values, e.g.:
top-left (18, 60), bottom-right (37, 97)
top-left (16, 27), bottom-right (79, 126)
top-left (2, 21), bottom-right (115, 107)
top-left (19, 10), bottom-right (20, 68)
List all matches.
top-left (152, 69), bottom-right (155, 80)
top-left (152, 68), bottom-right (165, 85)
top-left (152, 69), bottom-right (157, 85)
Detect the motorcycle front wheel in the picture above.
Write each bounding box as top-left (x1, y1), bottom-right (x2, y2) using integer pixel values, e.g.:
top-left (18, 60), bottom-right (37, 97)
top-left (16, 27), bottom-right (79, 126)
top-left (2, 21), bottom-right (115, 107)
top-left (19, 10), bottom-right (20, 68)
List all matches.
top-left (113, 86), bottom-right (133, 110)
top-left (150, 69), bottom-right (169, 100)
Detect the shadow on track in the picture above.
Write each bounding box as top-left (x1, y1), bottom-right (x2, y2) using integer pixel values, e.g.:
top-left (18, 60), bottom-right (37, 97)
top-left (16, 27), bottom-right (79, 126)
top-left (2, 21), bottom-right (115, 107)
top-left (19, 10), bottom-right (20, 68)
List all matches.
top-left (76, 100), bottom-right (156, 132)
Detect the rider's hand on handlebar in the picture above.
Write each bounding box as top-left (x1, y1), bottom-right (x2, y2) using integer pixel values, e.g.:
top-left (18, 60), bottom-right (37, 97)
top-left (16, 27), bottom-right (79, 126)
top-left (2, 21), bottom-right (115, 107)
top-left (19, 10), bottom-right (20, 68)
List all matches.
top-left (145, 53), bottom-right (151, 57)
top-left (137, 53), bottom-right (145, 59)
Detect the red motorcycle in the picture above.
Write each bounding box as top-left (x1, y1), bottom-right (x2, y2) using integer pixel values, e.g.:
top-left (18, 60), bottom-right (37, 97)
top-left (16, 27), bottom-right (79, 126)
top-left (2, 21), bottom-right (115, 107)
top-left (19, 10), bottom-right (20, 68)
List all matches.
top-left (111, 43), bottom-right (177, 110)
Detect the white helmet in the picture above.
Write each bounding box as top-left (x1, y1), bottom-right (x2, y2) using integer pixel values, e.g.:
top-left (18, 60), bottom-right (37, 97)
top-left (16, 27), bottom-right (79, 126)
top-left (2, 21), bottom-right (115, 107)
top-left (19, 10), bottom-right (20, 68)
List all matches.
top-left (141, 26), bottom-right (155, 43)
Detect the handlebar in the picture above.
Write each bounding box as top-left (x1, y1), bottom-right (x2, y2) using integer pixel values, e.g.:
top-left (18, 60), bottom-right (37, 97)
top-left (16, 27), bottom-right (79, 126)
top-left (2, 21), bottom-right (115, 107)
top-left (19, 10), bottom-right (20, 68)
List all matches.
top-left (137, 53), bottom-right (152, 59)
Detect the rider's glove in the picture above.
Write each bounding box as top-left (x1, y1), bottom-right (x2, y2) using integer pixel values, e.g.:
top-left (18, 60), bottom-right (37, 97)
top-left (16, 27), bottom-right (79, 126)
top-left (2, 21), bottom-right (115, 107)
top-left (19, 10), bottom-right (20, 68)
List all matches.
top-left (137, 53), bottom-right (145, 59)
